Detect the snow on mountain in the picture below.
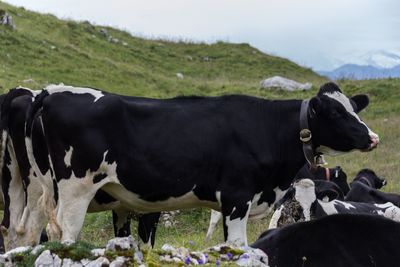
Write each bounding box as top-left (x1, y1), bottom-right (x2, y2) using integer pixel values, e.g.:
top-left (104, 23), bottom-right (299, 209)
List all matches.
top-left (317, 50), bottom-right (400, 80)
top-left (344, 50), bottom-right (400, 69)
top-left (318, 64), bottom-right (400, 80)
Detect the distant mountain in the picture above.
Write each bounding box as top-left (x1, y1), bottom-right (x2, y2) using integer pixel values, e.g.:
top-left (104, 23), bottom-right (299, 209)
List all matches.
top-left (318, 64), bottom-right (400, 80)
top-left (335, 50), bottom-right (400, 69)
top-left (356, 50), bottom-right (400, 69)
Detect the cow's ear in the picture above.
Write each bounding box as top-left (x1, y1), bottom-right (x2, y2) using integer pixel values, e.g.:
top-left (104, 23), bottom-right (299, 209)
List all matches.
top-left (351, 94), bottom-right (369, 113)
top-left (309, 97), bottom-right (322, 118)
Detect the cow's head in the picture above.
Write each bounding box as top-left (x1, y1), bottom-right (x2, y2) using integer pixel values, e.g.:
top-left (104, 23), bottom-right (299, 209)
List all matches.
top-left (351, 168), bottom-right (387, 189)
top-left (309, 82), bottom-right (379, 155)
top-left (329, 166), bottom-right (350, 195)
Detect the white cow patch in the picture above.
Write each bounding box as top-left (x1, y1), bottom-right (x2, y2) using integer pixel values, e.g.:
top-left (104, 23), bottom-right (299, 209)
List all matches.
top-left (205, 210), bottom-right (222, 241)
top-left (338, 200), bottom-right (355, 210)
top-left (324, 91), bottom-right (379, 145)
top-left (206, 187), bottom-right (287, 239)
top-left (16, 167), bottom-right (48, 247)
top-left (316, 200), bottom-right (338, 214)
top-left (375, 203), bottom-right (400, 222)
top-left (140, 231), bottom-right (153, 249)
top-left (316, 145), bottom-right (353, 156)
top-left (64, 146), bottom-right (73, 168)
top-left (56, 151), bottom-right (120, 242)
top-left (225, 201), bottom-right (251, 246)
top-left (273, 187), bottom-right (288, 204)
top-left (294, 179), bottom-right (316, 221)
top-left (324, 91), bottom-right (354, 113)
top-left (102, 183), bottom-right (219, 212)
top-left (4, 138), bottom-right (26, 250)
top-left (0, 130), bottom-right (8, 178)
top-left (215, 191), bottom-right (221, 205)
top-left (268, 205), bottom-right (284, 229)
top-left (45, 84), bottom-right (104, 102)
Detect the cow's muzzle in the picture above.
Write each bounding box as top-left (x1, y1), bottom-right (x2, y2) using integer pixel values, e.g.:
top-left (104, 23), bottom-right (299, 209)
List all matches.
top-left (363, 133), bottom-right (379, 152)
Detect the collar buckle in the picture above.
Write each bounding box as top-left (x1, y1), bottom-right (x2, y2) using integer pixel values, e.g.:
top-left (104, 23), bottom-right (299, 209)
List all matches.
top-left (300, 129), bottom-right (312, 143)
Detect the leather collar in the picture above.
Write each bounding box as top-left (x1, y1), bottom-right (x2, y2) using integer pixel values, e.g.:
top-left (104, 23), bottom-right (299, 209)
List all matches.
top-left (299, 99), bottom-right (326, 172)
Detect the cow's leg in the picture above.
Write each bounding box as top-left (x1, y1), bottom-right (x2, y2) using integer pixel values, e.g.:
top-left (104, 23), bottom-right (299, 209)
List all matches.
top-left (220, 194), bottom-right (252, 246)
top-left (56, 179), bottom-right (106, 244)
top-left (112, 208), bottom-right (131, 237)
top-left (205, 210), bottom-right (222, 241)
top-left (138, 212), bottom-right (161, 248)
top-left (15, 177), bottom-right (48, 247)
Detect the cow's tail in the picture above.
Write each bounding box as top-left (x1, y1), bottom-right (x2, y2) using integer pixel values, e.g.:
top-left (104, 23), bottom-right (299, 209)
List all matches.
top-left (25, 89), bottom-right (61, 239)
top-left (25, 89), bottom-right (49, 139)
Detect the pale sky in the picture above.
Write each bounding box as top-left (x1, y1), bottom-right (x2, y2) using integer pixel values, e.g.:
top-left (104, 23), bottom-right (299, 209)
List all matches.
top-left (4, 0), bottom-right (400, 70)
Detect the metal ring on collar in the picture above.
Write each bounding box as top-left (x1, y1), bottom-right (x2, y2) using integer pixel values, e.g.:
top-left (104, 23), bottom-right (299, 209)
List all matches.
top-left (300, 129), bottom-right (312, 142)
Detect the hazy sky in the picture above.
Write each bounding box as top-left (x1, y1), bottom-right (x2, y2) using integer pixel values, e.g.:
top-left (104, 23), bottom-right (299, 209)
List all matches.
top-left (4, 0), bottom-right (400, 70)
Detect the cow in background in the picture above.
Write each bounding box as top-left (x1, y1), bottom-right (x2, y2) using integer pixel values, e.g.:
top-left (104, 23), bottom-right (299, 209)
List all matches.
top-left (0, 88), bottom-right (133, 251)
top-left (269, 179), bottom-right (400, 229)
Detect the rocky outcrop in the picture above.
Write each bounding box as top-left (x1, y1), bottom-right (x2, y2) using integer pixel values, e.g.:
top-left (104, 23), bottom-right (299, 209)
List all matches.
top-left (0, 9), bottom-right (16, 29)
top-left (1, 236), bottom-right (269, 266)
top-left (260, 76), bottom-right (312, 91)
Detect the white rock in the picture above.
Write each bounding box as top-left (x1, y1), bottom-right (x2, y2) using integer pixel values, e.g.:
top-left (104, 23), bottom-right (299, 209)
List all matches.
top-left (0, 247), bottom-right (31, 265)
top-left (61, 258), bottom-right (82, 267)
top-left (106, 235), bottom-right (138, 251)
top-left (134, 251), bottom-right (144, 263)
top-left (23, 78), bottom-right (35, 83)
top-left (35, 250), bottom-right (57, 267)
top-left (260, 76), bottom-right (312, 91)
top-left (161, 243), bottom-right (175, 252)
top-left (236, 248), bottom-right (269, 267)
top-left (54, 254), bottom-right (62, 267)
top-left (176, 73), bottom-right (184, 79)
top-left (91, 248), bottom-right (105, 257)
top-left (80, 258), bottom-right (91, 265)
top-left (110, 256), bottom-right (127, 267)
top-left (86, 257), bottom-right (110, 267)
top-left (0, 11), bottom-right (16, 29)
top-left (5, 246), bottom-right (31, 256)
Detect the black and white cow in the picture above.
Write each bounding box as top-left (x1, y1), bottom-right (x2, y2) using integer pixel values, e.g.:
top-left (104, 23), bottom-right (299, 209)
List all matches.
top-left (25, 82), bottom-right (378, 245)
top-left (346, 182), bottom-right (400, 207)
top-left (205, 163), bottom-right (349, 241)
top-left (294, 164), bottom-right (350, 194)
top-left (269, 179), bottom-right (400, 229)
top-left (0, 88), bottom-right (135, 250)
top-left (350, 168), bottom-right (387, 189)
top-left (253, 214), bottom-right (400, 267)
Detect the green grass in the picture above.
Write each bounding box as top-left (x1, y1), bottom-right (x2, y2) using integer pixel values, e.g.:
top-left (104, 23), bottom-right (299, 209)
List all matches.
top-left (0, 1), bottom-right (325, 97)
top-left (2, 1), bottom-right (400, 265)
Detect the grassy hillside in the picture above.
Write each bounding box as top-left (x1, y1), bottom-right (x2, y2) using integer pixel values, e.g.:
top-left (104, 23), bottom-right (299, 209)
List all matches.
top-left (1, 1), bottom-right (400, 265)
top-left (0, 1), bottom-right (324, 98)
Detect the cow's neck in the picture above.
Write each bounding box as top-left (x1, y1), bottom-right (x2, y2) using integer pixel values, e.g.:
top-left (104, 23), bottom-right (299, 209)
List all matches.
top-left (261, 100), bottom-right (308, 178)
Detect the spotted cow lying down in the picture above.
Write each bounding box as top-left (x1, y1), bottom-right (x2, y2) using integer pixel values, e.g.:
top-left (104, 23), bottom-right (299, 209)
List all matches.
top-left (252, 214), bottom-right (400, 267)
top-left (269, 179), bottom-right (400, 229)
